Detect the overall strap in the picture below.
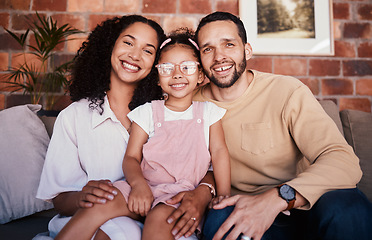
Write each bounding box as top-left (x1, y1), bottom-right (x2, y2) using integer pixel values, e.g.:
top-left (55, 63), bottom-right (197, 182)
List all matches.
top-left (192, 101), bottom-right (204, 121)
top-left (151, 100), bottom-right (165, 124)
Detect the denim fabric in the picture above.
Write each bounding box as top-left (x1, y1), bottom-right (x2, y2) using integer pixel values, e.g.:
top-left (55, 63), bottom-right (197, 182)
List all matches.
top-left (203, 188), bottom-right (372, 240)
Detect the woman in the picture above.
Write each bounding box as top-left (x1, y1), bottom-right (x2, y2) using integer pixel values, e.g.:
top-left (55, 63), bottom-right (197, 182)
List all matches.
top-left (36, 15), bottom-right (214, 240)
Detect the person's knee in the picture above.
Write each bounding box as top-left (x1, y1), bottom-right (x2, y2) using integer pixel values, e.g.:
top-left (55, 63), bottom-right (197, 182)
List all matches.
top-left (309, 188), bottom-right (372, 233)
top-left (203, 206), bottom-right (235, 240)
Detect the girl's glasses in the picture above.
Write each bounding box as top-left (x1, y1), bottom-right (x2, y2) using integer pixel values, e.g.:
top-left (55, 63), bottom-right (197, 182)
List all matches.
top-left (156, 61), bottom-right (200, 76)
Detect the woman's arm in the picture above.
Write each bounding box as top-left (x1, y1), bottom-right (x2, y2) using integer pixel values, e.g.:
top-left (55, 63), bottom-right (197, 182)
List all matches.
top-left (209, 120), bottom-right (231, 197)
top-left (123, 122), bottom-right (153, 216)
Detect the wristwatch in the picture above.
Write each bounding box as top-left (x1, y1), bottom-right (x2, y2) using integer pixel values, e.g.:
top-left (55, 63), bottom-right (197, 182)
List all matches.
top-left (277, 184), bottom-right (296, 211)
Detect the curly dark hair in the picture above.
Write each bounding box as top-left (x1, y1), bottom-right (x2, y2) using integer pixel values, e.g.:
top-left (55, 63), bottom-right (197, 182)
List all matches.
top-left (69, 15), bottom-right (166, 113)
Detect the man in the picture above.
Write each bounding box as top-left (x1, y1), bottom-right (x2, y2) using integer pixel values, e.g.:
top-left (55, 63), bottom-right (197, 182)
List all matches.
top-left (193, 11), bottom-right (372, 240)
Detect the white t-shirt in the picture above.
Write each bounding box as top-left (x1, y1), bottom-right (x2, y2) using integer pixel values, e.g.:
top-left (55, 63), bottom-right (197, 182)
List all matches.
top-left (127, 101), bottom-right (226, 148)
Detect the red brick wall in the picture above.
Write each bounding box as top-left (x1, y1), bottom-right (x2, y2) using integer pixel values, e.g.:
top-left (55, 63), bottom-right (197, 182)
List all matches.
top-left (0, 0), bottom-right (371, 112)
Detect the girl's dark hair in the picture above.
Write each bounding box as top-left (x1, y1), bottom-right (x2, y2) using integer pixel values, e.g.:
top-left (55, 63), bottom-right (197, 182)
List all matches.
top-left (195, 11), bottom-right (247, 44)
top-left (159, 28), bottom-right (200, 62)
top-left (69, 15), bottom-right (166, 113)
top-left (130, 28), bottom-right (201, 110)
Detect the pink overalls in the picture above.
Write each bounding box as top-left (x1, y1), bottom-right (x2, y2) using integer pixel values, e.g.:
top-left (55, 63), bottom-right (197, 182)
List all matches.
top-left (114, 100), bottom-right (211, 208)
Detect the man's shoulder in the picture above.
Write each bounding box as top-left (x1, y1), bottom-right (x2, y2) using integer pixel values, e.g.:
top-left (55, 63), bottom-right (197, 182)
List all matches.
top-left (252, 70), bottom-right (304, 90)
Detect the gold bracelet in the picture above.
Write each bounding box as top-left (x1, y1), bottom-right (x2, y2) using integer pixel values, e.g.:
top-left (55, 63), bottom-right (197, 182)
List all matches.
top-left (199, 182), bottom-right (216, 198)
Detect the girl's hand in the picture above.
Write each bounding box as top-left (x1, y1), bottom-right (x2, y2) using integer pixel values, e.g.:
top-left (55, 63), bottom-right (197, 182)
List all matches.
top-left (128, 184), bottom-right (154, 216)
top-left (78, 179), bottom-right (118, 208)
top-left (210, 195), bottom-right (230, 208)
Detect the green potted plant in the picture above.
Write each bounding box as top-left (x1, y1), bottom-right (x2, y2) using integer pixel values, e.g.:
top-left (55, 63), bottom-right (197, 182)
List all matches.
top-left (2, 12), bottom-right (83, 113)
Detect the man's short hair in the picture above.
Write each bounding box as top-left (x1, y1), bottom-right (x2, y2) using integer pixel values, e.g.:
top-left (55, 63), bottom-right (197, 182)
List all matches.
top-left (195, 11), bottom-right (247, 44)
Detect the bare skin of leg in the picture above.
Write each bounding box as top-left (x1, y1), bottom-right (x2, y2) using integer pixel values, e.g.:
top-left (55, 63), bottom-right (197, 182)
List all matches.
top-left (93, 229), bottom-right (110, 240)
top-left (55, 191), bottom-right (140, 240)
top-left (142, 204), bottom-right (178, 240)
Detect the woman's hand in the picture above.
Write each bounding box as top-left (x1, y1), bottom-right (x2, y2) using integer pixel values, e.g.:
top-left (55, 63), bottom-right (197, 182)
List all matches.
top-left (78, 179), bottom-right (118, 208)
top-left (52, 179), bottom-right (118, 216)
top-left (166, 185), bottom-right (212, 239)
top-left (128, 183), bottom-right (154, 216)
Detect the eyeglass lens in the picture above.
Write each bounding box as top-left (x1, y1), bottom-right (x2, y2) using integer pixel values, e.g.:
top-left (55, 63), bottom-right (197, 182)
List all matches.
top-left (157, 61), bottom-right (198, 76)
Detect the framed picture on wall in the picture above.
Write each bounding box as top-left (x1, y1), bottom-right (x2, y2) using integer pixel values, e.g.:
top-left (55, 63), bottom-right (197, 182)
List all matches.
top-left (239, 0), bottom-right (334, 55)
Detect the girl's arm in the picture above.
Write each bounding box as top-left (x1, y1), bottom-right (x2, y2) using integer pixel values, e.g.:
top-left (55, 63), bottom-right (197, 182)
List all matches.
top-left (123, 122), bottom-right (153, 216)
top-left (209, 119), bottom-right (231, 197)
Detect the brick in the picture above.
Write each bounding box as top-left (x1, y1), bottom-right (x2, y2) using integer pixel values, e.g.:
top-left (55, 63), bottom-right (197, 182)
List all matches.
top-left (53, 14), bottom-right (85, 31)
top-left (0, 0), bottom-right (31, 10)
top-left (180, 0), bottom-right (212, 14)
top-left (358, 42), bottom-right (372, 58)
top-left (0, 94), bottom-right (4, 110)
top-left (321, 78), bottom-right (353, 95)
top-left (53, 53), bottom-right (75, 68)
top-left (217, 0), bottom-right (239, 15)
top-left (358, 4), bottom-right (372, 20)
top-left (33, 0), bottom-right (67, 11)
top-left (247, 57), bottom-right (272, 73)
top-left (343, 60), bottom-right (372, 76)
top-left (0, 33), bottom-right (23, 51)
top-left (28, 32), bottom-right (65, 52)
top-left (6, 94), bottom-right (32, 108)
top-left (334, 40), bottom-right (356, 58)
top-left (333, 3), bottom-right (350, 20)
top-left (333, 21), bottom-right (342, 40)
top-left (11, 13), bottom-right (47, 31)
top-left (68, 0), bottom-right (104, 13)
top-left (143, 0), bottom-right (176, 13)
top-left (0, 53), bottom-right (9, 71)
top-left (356, 79), bottom-right (372, 96)
top-left (343, 23), bottom-right (372, 39)
top-left (88, 14), bottom-right (116, 31)
top-left (104, 0), bottom-right (140, 13)
top-left (339, 98), bottom-right (371, 112)
top-left (162, 16), bottom-right (197, 34)
top-left (273, 58), bottom-right (307, 76)
top-left (67, 34), bottom-right (87, 53)
top-left (309, 59), bottom-right (340, 76)
top-left (0, 74), bottom-right (23, 92)
top-left (299, 78), bottom-right (319, 95)
top-left (0, 13), bottom-right (10, 29)
top-left (53, 95), bottom-right (72, 111)
top-left (11, 53), bottom-right (43, 70)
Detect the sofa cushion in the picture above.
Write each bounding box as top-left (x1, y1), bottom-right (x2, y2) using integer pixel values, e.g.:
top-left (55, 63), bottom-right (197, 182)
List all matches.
top-left (340, 109), bottom-right (372, 202)
top-left (318, 100), bottom-right (343, 135)
top-left (0, 104), bottom-right (53, 224)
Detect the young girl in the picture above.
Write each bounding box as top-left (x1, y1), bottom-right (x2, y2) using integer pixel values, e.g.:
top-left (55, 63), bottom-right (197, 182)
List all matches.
top-left (55, 29), bottom-right (231, 240)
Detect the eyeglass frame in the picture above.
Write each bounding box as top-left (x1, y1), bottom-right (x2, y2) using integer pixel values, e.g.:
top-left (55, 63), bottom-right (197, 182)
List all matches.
top-left (155, 61), bottom-right (200, 76)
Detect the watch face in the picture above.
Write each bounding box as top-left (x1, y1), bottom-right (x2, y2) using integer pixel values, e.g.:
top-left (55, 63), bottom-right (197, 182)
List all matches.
top-left (279, 185), bottom-right (295, 201)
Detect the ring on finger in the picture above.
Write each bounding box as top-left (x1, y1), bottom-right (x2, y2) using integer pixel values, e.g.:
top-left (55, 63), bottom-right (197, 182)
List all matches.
top-left (191, 217), bottom-right (196, 221)
top-left (241, 235), bottom-right (251, 240)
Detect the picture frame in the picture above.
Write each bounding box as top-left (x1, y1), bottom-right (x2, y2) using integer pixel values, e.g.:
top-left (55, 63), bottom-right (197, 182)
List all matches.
top-left (239, 0), bottom-right (334, 56)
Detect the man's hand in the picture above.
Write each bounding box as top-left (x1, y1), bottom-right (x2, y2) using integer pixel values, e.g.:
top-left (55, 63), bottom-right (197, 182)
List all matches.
top-left (166, 186), bottom-right (212, 239)
top-left (211, 189), bottom-right (286, 240)
top-left (78, 179), bottom-right (118, 208)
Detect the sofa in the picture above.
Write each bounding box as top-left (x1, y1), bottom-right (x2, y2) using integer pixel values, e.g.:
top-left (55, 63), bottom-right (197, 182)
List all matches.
top-left (1, 100), bottom-right (371, 239)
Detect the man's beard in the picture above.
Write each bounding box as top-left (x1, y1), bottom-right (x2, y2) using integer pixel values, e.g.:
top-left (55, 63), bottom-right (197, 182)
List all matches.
top-left (207, 56), bottom-right (247, 89)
